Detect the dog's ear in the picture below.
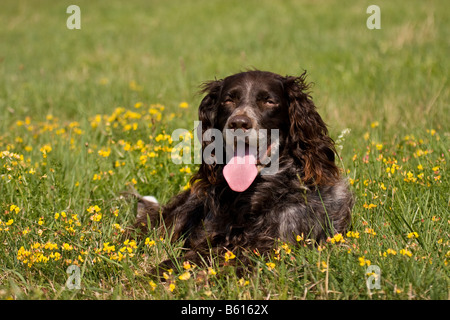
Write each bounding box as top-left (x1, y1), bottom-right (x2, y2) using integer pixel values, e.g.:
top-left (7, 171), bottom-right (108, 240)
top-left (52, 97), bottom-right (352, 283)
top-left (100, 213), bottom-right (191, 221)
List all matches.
top-left (198, 79), bottom-right (223, 131)
top-left (191, 79), bottom-right (224, 190)
top-left (283, 72), bottom-right (339, 186)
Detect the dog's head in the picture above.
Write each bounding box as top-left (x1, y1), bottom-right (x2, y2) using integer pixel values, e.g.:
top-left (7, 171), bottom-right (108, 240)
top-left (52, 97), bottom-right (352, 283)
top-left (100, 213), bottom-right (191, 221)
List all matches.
top-left (194, 70), bottom-right (339, 190)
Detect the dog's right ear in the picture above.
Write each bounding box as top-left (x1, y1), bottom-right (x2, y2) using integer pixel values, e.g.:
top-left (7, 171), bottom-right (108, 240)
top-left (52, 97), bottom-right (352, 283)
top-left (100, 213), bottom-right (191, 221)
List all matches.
top-left (198, 79), bottom-right (223, 131)
top-left (191, 79), bottom-right (224, 189)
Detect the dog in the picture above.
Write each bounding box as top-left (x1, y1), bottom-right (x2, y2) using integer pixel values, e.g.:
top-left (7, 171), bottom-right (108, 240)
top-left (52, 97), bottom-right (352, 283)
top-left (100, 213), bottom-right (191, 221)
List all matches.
top-left (129, 70), bottom-right (353, 268)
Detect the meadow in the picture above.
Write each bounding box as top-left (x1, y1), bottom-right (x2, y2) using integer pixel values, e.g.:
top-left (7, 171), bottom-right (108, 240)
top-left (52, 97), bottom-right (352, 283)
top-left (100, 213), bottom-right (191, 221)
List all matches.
top-left (0, 0), bottom-right (448, 300)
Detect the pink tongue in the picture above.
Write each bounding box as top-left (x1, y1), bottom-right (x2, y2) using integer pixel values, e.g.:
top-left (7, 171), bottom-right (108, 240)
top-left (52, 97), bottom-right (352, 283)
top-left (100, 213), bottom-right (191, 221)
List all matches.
top-left (223, 149), bottom-right (258, 192)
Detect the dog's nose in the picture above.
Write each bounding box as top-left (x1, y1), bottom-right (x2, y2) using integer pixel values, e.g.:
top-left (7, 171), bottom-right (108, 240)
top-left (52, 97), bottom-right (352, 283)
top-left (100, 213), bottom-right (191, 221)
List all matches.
top-left (228, 115), bottom-right (253, 130)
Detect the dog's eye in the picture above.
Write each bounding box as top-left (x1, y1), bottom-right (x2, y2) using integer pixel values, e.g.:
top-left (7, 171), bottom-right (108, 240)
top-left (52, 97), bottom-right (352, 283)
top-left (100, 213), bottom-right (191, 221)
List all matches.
top-left (264, 98), bottom-right (276, 105)
top-left (223, 96), bottom-right (234, 104)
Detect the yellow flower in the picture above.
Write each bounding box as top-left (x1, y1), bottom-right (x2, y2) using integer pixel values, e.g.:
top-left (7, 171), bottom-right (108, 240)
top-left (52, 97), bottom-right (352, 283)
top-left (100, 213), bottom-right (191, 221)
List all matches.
top-left (9, 205), bottom-right (20, 214)
top-left (103, 242), bottom-right (115, 253)
top-left (404, 171), bottom-right (417, 183)
top-left (400, 249), bottom-right (412, 257)
top-left (363, 203), bottom-right (377, 210)
top-left (149, 280), bottom-right (157, 291)
top-left (98, 147), bottom-right (111, 157)
top-left (224, 250), bottom-right (236, 262)
top-left (266, 262), bottom-right (276, 271)
top-left (238, 278), bottom-right (249, 286)
top-left (281, 242), bottom-right (292, 254)
top-left (364, 228), bottom-right (377, 236)
top-left (145, 238), bottom-right (156, 247)
top-left (346, 231), bottom-right (360, 239)
top-left (407, 232), bottom-right (419, 239)
top-left (179, 166), bottom-right (191, 174)
top-left (179, 102), bottom-right (189, 109)
top-left (358, 256), bottom-right (371, 266)
top-left (328, 233), bottom-right (345, 244)
top-left (208, 268), bottom-right (217, 276)
top-left (62, 243), bottom-right (73, 251)
top-left (90, 212), bottom-right (102, 222)
top-left (87, 205), bottom-right (101, 213)
top-left (123, 143), bottom-right (132, 151)
top-left (44, 242), bottom-right (58, 250)
top-left (169, 283), bottom-right (176, 292)
top-left (383, 248), bottom-right (397, 257)
top-left (40, 144), bottom-right (52, 158)
top-left (318, 260), bottom-right (328, 272)
top-left (179, 271), bottom-right (191, 281)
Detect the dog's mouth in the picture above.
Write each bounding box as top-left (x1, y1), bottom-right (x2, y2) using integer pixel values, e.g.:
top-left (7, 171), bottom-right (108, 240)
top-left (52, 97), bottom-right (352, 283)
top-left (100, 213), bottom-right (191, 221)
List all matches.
top-left (223, 138), bottom-right (277, 192)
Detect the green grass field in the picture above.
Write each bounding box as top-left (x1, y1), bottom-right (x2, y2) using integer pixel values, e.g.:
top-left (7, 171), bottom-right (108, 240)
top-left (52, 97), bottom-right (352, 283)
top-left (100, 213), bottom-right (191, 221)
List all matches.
top-left (0, 0), bottom-right (448, 300)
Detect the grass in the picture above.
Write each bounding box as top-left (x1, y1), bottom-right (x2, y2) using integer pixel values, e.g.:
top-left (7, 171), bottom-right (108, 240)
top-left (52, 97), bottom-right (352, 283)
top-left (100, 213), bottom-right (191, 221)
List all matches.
top-left (0, 0), bottom-right (448, 300)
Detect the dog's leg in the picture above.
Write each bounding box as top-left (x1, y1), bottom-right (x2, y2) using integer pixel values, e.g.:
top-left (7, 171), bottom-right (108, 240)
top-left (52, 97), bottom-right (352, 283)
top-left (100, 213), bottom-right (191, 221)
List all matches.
top-left (122, 188), bottom-right (161, 237)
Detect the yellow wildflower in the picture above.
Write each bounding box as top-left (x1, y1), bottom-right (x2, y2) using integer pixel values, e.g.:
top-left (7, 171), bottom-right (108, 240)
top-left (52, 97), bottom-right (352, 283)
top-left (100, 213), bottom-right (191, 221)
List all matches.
top-left (407, 232), bottom-right (419, 239)
top-left (98, 147), bottom-right (111, 157)
top-left (9, 205), bottom-right (20, 214)
top-left (62, 243), bottom-right (73, 251)
top-left (238, 278), bottom-right (249, 286)
top-left (400, 249), bottom-right (413, 257)
top-left (266, 262), bottom-right (276, 271)
top-left (328, 233), bottom-right (345, 244)
top-left (103, 242), bottom-right (115, 253)
top-left (358, 256), bottom-right (371, 266)
top-left (346, 231), bottom-right (360, 238)
top-left (364, 228), bottom-right (377, 236)
top-left (145, 238), bottom-right (156, 247)
top-left (179, 102), bottom-right (189, 109)
top-left (208, 268), bottom-right (217, 276)
top-left (179, 271), bottom-right (191, 281)
top-left (149, 280), bottom-right (157, 291)
top-left (224, 250), bottom-right (236, 262)
top-left (383, 248), bottom-right (397, 257)
top-left (318, 260), bottom-right (328, 272)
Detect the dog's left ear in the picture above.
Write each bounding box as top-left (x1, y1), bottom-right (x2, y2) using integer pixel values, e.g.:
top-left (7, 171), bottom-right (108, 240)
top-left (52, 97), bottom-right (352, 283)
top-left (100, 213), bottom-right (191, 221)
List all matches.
top-left (198, 79), bottom-right (223, 132)
top-left (283, 72), bottom-right (339, 186)
top-left (191, 79), bottom-right (224, 189)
